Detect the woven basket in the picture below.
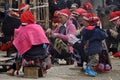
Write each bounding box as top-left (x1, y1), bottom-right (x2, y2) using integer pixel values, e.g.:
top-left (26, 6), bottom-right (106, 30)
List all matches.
top-left (54, 38), bottom-right (69, 54)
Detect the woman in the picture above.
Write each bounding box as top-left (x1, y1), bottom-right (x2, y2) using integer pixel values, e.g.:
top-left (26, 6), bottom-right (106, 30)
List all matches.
top-left (7, 10), bottom-right (51, 76)
top-left (109, 11), bottom-right (120, 57)
top-left (81, 13), bottom-right (107, 76)
top-left (48, 9), bottom-right (76, 64)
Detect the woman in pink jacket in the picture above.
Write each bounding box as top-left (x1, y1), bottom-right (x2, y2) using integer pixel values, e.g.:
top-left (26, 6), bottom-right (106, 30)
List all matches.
top-left (10, 10), bottom-right (50, 76)
top-left (48, 9), bottom-right (77, 65)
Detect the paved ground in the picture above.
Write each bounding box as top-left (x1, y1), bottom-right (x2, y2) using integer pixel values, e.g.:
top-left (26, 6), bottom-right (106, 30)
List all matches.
top-left (0, 51), bottom-right (120, 80)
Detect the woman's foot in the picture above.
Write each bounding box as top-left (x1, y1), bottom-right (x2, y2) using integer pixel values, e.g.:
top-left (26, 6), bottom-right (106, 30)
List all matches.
top-left (6, 69), bottom-right (14, 76)
top-left (85, 64), bottom-right (97, 77)
top-left (85, 69), bottom-right (97, 77)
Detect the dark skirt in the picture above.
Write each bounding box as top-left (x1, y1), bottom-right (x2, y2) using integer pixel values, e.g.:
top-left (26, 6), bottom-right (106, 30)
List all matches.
top-left (22, 45), bottom-right (47, 61)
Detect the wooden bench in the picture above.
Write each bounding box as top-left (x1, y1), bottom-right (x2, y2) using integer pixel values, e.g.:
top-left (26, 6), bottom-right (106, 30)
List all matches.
top-left (0, 57), bottom-right (14, 71)
top-left (24, 66), bottom-right (44, 79)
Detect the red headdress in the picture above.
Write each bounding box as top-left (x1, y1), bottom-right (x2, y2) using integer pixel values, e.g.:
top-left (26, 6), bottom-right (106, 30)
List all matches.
top-left (83, 2), bottom-right (93, 10)
top-left (20, 11), bottom-right (35, 24)
top-left (58, 9), bottom-right (71, 17)
top-left (109, 12), bottom-right (119, 22)
top-left (18, 3), bottom-right (30, 13)
top-left (73, 8), bottom-right (87, 16)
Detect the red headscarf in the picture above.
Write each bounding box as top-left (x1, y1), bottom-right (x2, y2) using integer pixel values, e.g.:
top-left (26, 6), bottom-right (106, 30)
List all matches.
top-left (20, 11), bottom-right (35, 24)
top-left (73, 8), bottom-right (87, 16)
top-left (109, 12), bottom-right (120, 22)
top-left (18, 3), bottom-right (30, 13)
top-left (58, 9), bottom-right (71, 17)
top-left (83, 1), bottom-right (93, 10)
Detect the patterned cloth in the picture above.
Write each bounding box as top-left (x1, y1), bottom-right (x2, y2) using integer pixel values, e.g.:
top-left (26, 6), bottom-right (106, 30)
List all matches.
top-left (72, 49), bottom-right (81, 64)
top-left (88, 54), bottom-right (99, 67)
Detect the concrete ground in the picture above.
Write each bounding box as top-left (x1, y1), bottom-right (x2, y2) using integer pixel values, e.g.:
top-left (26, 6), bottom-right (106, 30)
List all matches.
top-left (0, 51), bottom-right (120, 80)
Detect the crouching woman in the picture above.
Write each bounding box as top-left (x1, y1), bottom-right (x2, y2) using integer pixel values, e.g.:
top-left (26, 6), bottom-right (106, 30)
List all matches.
top-left (13, 10), bottom-right (51, 76)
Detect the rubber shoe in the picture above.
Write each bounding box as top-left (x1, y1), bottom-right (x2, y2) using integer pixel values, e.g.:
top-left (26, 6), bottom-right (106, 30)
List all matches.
top-left (89, 69), bottom-right (97, 75)
top-left (85, 64), bottom-right (97, 77)
top-left (85, 68), bottom-right (97, 77)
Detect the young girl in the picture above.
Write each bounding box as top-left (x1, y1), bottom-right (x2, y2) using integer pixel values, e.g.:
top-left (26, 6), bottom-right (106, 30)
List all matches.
top-left (80, 13), bottom-right (107, 76)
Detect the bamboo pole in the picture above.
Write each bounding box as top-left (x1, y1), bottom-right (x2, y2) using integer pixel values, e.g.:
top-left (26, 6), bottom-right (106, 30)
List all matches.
top-left (13, 0), bottom-right (49, 29)
top-left (45, 0), bottom-right (49, 29)
top-left (33, 0), bottom-right (37, 21)
top-left (40, 0), bottom-right (42, 22)
top-left (8, 0), bottom-right (12, 8)
top-left (37, 0), bottom-right (40, 22)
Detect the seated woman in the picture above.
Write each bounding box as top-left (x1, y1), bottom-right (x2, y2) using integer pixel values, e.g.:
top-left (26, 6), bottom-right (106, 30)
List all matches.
top-left (7, 10), bottom-right (51, 76)
top-left (48, 9), bottom-right (77, 64)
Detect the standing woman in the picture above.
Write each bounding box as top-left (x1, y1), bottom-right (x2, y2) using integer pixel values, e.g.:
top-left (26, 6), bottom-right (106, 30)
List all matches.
top-left (80, 13), bottom-right (107, 76)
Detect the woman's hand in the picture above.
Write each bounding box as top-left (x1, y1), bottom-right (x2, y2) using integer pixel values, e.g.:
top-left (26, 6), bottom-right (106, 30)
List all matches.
top-left (51, 33), bottom-right (58, 38)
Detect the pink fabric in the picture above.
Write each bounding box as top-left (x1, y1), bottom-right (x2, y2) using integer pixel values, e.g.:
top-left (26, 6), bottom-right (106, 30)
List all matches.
top-left (83, 1), bottom-right (93, 10)
top-left (53, 20), bottom-right (76, 53)
top-left (54, 20), bottom-right (77, 41)
top-left (13, 24), bottom-right (50, 55)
